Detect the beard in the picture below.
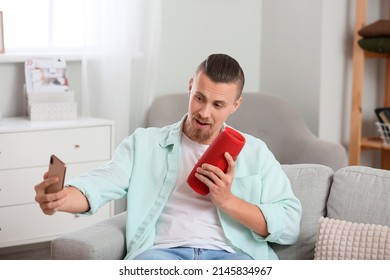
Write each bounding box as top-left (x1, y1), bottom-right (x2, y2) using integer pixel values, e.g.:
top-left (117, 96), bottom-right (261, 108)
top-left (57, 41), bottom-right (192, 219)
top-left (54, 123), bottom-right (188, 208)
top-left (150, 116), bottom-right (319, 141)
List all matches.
top-left (184, 115), bottom-right (214, 144)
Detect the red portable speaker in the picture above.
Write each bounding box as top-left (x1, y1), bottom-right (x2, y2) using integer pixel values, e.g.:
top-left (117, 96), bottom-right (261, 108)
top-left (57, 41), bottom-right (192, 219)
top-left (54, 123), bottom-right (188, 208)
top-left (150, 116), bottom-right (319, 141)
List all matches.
top-left (187, 126), bottom-right (246, 195)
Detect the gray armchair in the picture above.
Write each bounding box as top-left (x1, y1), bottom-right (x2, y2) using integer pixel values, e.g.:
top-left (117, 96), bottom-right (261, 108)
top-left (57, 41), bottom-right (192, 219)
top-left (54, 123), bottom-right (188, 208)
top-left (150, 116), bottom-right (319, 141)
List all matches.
top-left (51, 212), bottom-right (127, 260)
top-left (51, 92), bottom-right (348, 259)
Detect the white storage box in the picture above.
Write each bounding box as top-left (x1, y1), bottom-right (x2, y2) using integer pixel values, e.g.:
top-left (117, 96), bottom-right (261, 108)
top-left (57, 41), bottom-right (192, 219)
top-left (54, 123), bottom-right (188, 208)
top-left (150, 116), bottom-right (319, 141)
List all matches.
top-left (26, 91), bottom-right (75, 103)
top-left (28, 102), bottom-right (77, 121)
top-left (23, 86), bottom-right (78, 121)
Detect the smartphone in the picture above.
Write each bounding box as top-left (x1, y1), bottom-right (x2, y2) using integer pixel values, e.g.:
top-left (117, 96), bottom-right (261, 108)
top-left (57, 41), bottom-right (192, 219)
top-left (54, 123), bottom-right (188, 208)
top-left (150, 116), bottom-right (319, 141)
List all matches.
top-left (46, 154), bottom-right (67, 194)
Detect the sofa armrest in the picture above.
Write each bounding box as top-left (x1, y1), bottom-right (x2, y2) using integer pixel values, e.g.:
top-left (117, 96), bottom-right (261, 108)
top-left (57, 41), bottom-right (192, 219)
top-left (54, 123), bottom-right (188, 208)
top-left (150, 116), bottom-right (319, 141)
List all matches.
top-left (289, 137), bottom-right (348, 172)
top-left (51, 212), bottom-right (127, 260)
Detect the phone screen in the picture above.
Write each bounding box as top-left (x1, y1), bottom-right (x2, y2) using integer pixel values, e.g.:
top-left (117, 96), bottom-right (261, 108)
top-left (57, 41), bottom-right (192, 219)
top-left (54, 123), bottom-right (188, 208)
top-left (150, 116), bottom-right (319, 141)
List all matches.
top-left (46, 154), bottom-right (67, 194)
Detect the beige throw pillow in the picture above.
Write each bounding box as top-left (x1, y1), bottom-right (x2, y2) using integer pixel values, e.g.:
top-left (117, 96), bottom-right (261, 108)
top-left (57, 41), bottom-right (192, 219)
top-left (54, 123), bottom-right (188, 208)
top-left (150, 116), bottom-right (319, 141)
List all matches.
top-left (314, 217), bottom-right (390, 260)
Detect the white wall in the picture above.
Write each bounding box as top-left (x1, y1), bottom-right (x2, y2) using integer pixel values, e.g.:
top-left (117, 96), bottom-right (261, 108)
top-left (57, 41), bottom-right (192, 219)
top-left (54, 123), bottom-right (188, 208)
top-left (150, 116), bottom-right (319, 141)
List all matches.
top-left (261, 0), bottom-right (323, 135)
top-left (319, 0), bottom-right (352, 144)
top-left (0, 61), bottom-right (24, 117)
top-left (155, 0), bottom-right (262, 97)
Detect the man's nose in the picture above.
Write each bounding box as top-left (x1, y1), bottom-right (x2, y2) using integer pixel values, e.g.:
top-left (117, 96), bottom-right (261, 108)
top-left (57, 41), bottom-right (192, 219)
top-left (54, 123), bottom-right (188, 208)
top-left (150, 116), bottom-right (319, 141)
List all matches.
top-left (199, 104), bottom-right (212, 118)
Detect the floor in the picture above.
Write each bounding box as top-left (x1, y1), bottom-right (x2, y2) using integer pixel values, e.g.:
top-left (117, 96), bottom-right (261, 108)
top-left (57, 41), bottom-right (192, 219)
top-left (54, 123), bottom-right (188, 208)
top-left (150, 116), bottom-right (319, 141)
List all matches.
top-left (0, 242), bottom-right (51, 260)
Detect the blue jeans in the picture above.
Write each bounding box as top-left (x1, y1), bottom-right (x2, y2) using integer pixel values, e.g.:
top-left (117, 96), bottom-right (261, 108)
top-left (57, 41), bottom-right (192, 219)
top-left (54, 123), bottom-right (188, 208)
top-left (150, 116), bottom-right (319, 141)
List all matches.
top-left (133, 247), bottom-right (253, 260)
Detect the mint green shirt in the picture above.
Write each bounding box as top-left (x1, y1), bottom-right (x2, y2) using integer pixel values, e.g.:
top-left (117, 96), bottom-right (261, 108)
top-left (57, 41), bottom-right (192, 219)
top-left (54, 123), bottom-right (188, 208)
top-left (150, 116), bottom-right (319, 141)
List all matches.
top-left (66, 116), bottom-right (302, 260)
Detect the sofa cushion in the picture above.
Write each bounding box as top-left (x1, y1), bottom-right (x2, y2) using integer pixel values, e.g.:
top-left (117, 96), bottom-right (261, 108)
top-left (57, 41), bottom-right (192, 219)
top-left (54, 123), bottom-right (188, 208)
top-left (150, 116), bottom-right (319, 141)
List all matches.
top-left (314, 217), bottom-right (390, 260)
top-left (327, 166), bottom-right (390, 226)
top-left (270, 164), bottom-right (333, 259)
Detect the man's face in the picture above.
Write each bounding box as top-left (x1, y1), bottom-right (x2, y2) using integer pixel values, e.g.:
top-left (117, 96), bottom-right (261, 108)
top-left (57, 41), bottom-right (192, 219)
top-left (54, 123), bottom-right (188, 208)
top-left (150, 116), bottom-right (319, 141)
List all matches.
top-left (183, 71), bottom-right (242, 144)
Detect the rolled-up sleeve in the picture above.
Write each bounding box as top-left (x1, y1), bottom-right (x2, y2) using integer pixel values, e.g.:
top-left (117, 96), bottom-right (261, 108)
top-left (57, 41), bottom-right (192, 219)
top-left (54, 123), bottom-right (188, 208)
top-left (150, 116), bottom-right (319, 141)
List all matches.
top-left (256, 147), bottom-right (302, 245)
top-left (220, 133), bottom-right (302, 259)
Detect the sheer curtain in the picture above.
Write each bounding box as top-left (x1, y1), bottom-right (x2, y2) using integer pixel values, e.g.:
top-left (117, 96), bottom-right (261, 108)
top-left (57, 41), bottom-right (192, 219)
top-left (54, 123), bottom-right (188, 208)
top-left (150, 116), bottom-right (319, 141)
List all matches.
top-left (82, 0), bottom-right (161, 145)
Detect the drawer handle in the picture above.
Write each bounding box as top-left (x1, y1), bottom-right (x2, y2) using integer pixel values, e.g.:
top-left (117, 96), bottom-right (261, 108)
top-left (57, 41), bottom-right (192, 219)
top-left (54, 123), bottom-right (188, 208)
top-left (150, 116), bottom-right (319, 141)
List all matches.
top-left (74, 144), bottom-right (80, 149)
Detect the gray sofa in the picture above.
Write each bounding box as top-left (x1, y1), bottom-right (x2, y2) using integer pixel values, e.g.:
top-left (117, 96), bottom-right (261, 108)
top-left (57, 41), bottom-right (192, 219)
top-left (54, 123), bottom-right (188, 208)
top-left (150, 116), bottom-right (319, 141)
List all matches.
top-left (51, 93), bottom-right (390, 259)
top-left (51, 164), bottom-right (390, 260)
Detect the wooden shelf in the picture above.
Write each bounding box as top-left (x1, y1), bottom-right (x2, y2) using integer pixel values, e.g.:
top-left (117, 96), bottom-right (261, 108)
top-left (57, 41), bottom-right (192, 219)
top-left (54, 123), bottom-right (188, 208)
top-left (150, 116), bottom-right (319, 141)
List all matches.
top-left (364, 51), bottom-right (390, 59)
top-left (348, 0), bottom-right (390, 170)
top-left (361, 137), bottom-right (390, 151)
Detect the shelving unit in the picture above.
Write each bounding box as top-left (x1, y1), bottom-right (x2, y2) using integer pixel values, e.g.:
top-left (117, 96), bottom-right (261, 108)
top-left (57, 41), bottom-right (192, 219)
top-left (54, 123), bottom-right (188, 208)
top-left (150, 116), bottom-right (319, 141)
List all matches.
top-left (349, 0), bottom-right (390, 170)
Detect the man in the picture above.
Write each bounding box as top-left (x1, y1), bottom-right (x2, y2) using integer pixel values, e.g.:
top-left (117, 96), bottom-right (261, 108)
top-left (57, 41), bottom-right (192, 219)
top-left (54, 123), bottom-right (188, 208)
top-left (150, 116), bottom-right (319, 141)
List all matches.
top-left (35, 54), bottom-right (301, 260)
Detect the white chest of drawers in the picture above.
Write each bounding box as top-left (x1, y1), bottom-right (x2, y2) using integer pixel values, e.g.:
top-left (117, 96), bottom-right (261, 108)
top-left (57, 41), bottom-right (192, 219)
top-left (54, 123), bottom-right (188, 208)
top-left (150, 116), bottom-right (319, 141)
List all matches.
top-left (0, 117), bottom-right (115, 248)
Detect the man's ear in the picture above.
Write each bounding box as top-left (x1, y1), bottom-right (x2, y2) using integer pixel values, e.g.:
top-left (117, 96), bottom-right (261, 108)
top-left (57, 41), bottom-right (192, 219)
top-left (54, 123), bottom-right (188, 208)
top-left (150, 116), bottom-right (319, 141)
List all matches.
top-left (188, 78), bottom-right (193, 95)
top-left (231, 96), bottom-right (243, 114)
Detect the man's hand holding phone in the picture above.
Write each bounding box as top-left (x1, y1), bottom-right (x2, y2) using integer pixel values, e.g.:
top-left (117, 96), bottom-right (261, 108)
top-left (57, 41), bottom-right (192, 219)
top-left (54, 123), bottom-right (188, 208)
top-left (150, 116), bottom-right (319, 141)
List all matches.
top-left (34, 154), bottom-right (91, 215)
top-left (34, 155), bottom-right (67, 215)
top-left (35, 171), bottom-right (68, 215)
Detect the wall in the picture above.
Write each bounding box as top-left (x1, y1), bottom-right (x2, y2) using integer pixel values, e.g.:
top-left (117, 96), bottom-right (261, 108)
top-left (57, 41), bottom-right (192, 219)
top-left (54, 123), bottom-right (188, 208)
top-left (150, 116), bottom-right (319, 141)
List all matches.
top-left (155, 0), bottom-right (262, 97)
top-left (0, 61), bottom-right (24, 117)
top-left (319, 0), bottom-right (353, 144)
top-left (260, 0), bottom-right (323, 135)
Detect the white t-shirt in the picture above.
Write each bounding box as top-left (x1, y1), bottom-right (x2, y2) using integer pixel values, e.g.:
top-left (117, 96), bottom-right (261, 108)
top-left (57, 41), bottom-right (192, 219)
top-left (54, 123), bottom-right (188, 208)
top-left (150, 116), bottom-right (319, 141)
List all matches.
top-left (152, 133), bottom-right (235, 252)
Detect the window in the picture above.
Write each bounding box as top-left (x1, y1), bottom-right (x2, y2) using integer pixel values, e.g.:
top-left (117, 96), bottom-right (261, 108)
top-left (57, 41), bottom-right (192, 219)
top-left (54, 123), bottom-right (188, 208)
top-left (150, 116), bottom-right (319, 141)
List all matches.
top-left (0, 0), bottom-right (86, 51)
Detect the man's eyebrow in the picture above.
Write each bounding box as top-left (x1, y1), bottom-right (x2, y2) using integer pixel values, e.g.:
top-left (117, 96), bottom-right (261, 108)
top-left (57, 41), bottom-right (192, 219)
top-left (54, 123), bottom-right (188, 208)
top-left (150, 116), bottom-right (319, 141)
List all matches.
top-left (195, 91), bottom-right (205, 97)
top-left (195, 91), bottom-right (228, 105)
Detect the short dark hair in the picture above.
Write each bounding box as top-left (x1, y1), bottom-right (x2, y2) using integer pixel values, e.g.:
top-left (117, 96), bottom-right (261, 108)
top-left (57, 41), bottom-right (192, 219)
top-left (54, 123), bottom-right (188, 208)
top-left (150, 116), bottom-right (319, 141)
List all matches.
top-left (195, 54), bottom-right (245, 98)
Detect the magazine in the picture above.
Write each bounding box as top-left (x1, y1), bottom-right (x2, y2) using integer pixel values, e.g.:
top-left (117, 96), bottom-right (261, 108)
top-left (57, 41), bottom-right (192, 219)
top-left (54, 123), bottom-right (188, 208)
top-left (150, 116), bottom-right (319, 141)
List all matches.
top-left (25, 58), bottom-right (69, 93)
